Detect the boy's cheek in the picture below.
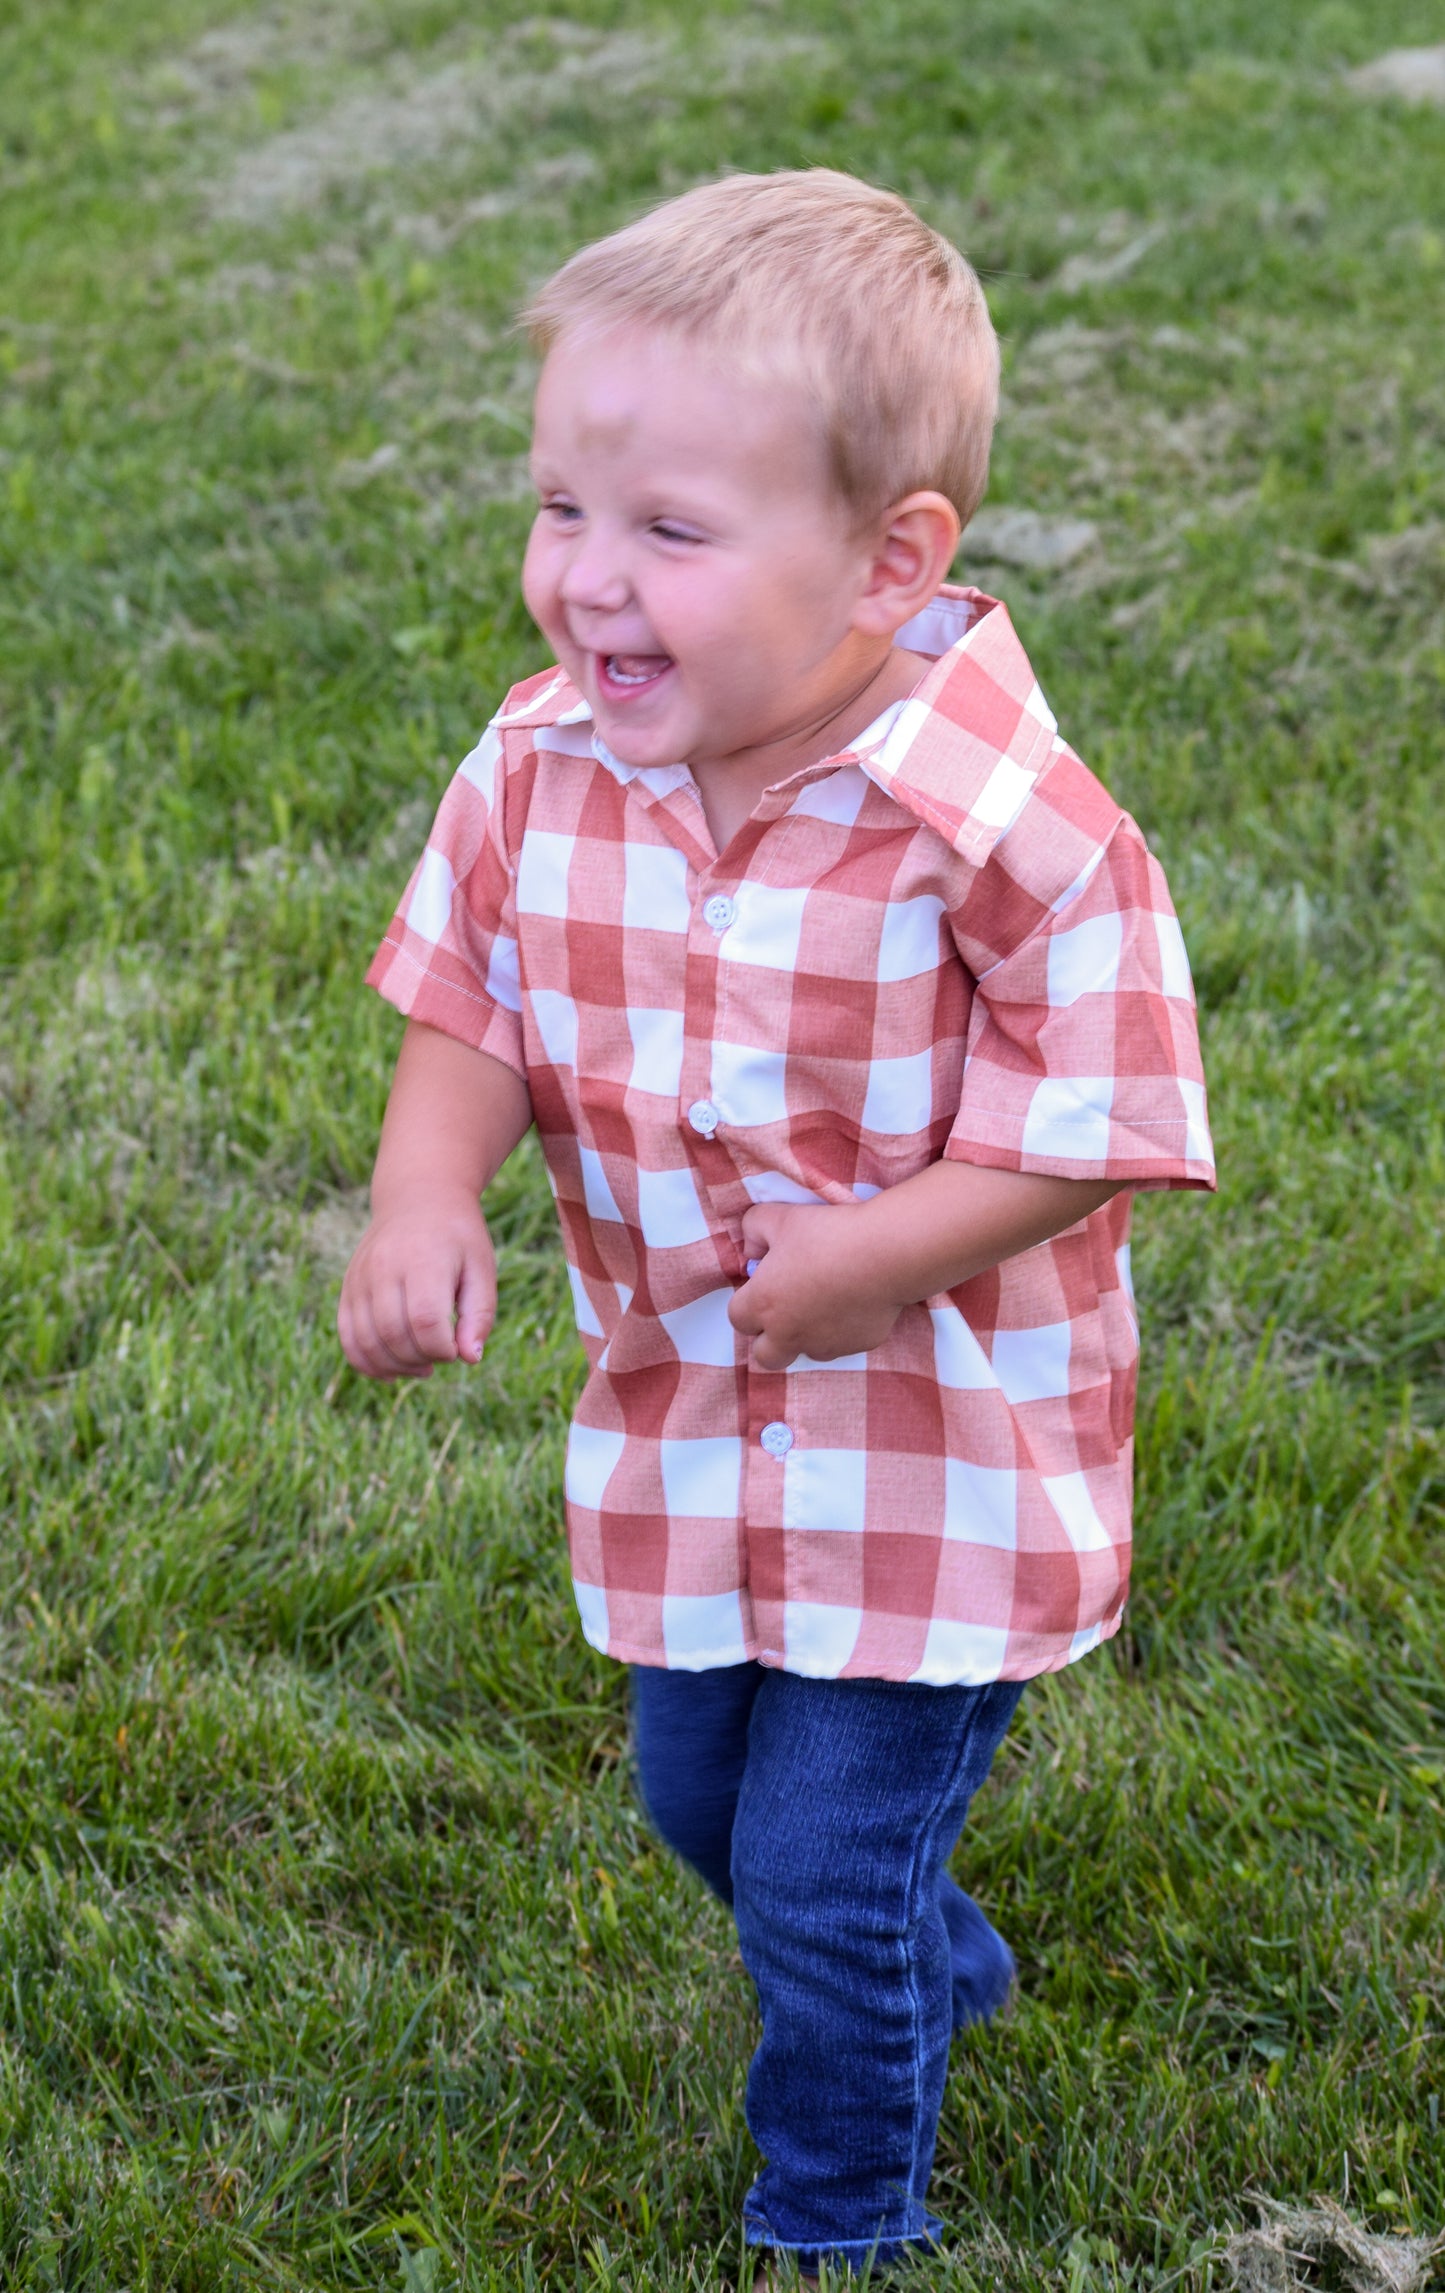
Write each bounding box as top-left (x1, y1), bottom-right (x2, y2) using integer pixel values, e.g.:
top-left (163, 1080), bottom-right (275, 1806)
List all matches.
top-left (519, 534), bottom-right (559, 635)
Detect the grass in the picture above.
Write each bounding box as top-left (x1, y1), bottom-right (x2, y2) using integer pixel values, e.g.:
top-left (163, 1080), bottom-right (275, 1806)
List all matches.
top-left (1, 0), bottom-right (1443, 2284)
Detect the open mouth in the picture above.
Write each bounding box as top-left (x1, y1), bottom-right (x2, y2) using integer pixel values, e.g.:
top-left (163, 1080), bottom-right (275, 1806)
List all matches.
top-left (596, 652), bottom-right (673, 701)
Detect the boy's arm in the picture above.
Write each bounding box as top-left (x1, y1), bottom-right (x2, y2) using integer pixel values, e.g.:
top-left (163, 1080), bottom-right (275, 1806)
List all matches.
top-left (729, 1163), bottom-right (1121, 1372)
top-left (338, 1020), bottom-right (532, 1382)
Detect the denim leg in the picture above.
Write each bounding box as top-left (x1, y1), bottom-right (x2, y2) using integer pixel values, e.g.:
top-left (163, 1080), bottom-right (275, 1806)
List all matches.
top-left (732, 1672), bottom-right (1024, 2271)
top-left (629, 1660), bottom-right (765, 1905)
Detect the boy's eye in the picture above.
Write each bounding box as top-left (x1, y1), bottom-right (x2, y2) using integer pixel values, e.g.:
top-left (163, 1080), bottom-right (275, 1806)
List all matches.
top-left (651, 522), bottom-right (702, 546)
top-left (541, 497), bottom-right (582, 524)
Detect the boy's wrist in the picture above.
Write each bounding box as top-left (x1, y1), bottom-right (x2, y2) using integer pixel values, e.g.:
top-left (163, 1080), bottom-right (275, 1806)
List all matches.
top-left (368, 1174), bottom-right (484, 1228)
top-left (841, 1187), bottom-right (945, 1311)
top-left (815, 1198), bottom-right (918, 1313)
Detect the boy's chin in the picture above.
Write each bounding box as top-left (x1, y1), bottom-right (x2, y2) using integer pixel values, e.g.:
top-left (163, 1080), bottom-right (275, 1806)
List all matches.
top-left (591, 707), bottom-right (689, 770)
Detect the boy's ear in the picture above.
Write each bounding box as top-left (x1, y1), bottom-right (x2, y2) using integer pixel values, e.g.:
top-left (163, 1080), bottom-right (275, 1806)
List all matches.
top-left (851, 491), bottom-right (962, 637)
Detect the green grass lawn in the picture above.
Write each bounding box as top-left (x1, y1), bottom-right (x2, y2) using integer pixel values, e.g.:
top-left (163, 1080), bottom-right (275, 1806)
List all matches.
top-left (2, 0), bottom-right (1443, 2284)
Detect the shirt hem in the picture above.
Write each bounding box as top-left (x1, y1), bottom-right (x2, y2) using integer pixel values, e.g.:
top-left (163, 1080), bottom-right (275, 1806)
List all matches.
top-left (580, 1606), bottom-right (1124, 1684)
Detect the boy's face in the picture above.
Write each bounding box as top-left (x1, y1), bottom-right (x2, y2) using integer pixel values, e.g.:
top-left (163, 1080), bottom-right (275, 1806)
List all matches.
top-left (523, 326), bottom-right (883, 777)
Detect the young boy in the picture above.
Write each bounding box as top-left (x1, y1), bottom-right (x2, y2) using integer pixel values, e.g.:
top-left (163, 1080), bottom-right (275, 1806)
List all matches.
top-left (340, 171), bottom-right (1214, 2280)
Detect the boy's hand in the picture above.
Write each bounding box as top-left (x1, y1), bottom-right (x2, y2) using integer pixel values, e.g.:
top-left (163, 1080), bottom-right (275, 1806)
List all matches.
top-left (336, 1022), bottom-right (533, 1383)
top-left (338, 1192), bottom-right (498, 1380)
top-left (728, 1164), bottom-right (1124, 1373)
top-left (728, 1203), bottom-right (902, 1371)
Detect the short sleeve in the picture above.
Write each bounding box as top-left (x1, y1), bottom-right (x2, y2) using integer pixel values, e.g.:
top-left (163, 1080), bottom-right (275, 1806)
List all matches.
top-left (945, 799), bottom-right (1215, 1192)
top-left (365, 721), bottom-right (528, 1080)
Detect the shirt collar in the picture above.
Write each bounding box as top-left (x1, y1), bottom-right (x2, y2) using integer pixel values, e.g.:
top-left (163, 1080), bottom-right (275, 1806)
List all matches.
top-left (852, 584), bottom-right (1063, 864)
top-left (495, 584), bottom-right (1062, 862)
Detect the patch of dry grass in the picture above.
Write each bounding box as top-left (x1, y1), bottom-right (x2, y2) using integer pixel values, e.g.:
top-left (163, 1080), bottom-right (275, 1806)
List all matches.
top-left (1225, 2201), bottom-right (1445, 2293)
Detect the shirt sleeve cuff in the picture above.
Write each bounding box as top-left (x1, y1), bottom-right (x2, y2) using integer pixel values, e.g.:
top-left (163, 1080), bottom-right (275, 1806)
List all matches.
top-left (943, 1113), bottom-right (1217, 1193)
top-left (365, 933), bottom-right (528, 1082)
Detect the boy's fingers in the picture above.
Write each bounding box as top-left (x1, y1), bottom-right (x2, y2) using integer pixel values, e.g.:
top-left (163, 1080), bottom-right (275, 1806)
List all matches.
top-left (363, 1282), bottom-right (435, 1378)
top-left (369, 1276), bottom-right (441, 1372)
top-left (750, 1330), bottom-right (799, 1372)
top-left (400, 1282), bottom-right (461, 1364)
top-left (453, 1250), bottom-right (495, 1365)
top-left (728, 1282), bottom-right (764, 1338)
top-left (339, 1231), bottom-right (491, 1382)
top-left (369, 1280), bottom-right (418, 1368)
top-left (738, 1203), bottom-right (785, 1259)
top-left (341, 1304), bottom-right (415, 1382)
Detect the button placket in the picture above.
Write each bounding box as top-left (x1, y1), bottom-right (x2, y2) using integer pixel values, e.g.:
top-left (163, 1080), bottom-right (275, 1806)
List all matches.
top-left (676, 872), bottom-right (722, 1145)
top-left (680, 872), bottom-right (739, 1144)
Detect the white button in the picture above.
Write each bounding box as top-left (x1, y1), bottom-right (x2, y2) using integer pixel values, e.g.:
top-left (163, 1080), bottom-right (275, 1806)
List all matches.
top-left (703, 893), bottom-right (736, 933)
top-left (759, 1421), bottom-right (793, 1457)
top-left (687, 1099), bottom-right (720, 1137)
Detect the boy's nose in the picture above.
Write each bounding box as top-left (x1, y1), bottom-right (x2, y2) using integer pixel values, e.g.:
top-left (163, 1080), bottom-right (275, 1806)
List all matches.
top-left (558, 537), bottom-right (630, 614)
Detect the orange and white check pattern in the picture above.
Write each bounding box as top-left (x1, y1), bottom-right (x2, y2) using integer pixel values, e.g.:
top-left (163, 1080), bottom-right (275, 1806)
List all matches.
top-left (368, 588), bottom-right (1214, 1683)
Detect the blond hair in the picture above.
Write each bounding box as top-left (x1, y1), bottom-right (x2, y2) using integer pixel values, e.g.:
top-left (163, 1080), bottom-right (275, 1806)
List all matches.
top-left (522, 170), bottom-right (999, 528)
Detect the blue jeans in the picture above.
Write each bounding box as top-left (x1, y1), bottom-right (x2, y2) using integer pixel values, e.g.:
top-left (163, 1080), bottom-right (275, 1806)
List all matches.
top-left (630, 1662), bottom-right (1024, 2273)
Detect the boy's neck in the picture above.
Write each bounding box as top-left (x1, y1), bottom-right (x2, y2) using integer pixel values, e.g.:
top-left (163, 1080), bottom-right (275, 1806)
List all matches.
top-left (688, 641), bottom-right (930, 855)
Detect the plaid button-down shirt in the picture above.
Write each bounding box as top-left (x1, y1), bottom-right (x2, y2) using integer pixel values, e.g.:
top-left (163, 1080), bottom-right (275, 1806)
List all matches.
top-left (368, 587), bottom-right (1214, 1683)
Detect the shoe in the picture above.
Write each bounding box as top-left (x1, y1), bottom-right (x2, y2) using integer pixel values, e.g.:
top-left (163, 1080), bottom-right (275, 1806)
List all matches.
top-left (940, 1875), bottom-right (1015, 2028)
